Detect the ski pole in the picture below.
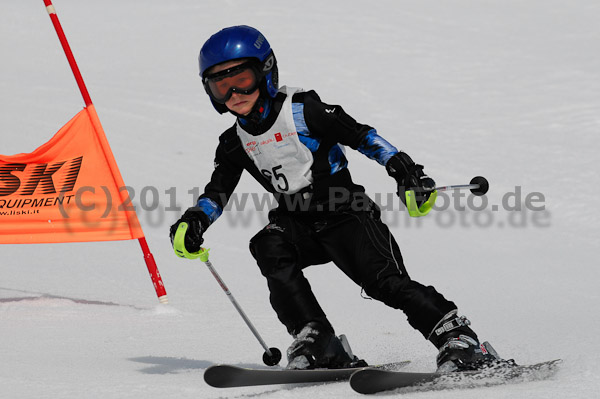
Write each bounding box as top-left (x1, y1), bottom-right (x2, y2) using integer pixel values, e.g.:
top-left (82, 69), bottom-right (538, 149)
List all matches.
top-left (198, 248), bottom-right (282, 366)
top-left (435, 176), bottom-right (489, 196)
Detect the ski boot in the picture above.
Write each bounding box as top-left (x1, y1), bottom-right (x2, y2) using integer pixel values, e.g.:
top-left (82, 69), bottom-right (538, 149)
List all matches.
top-left (429, 311), bottom-right (502, 373)
top-left (286, 321), bottom-right (368, 370)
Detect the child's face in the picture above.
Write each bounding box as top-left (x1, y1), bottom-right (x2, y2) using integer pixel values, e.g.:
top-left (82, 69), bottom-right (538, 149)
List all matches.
top-left (209, 60), bottom-right (260, 116)
top-left (226, 87), bottom-right (260, 116)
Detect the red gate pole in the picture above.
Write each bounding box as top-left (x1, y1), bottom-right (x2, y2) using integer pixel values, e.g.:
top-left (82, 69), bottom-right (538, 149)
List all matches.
top-left (43, 0), bottom-right (92, 106)
top-left (139, 236), bottom-right (168, 304)
top-left (43, 0), bottom-right (168, 303)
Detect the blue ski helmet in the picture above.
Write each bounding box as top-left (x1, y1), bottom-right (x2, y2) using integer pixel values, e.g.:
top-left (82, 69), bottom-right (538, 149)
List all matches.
top-left (199, 25), bottom-right (278, 114)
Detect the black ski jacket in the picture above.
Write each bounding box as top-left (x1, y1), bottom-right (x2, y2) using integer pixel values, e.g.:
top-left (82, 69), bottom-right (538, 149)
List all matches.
top-left (197, 89), bottom-right (398, 225)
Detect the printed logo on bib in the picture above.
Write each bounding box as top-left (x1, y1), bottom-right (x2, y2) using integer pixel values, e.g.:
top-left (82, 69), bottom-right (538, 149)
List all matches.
top-left (245, 140), bottom-right (261, 156)
top-left (256, 132), bottom-right (298, 149)
top-left (244, 133), bottom-right (297, 156)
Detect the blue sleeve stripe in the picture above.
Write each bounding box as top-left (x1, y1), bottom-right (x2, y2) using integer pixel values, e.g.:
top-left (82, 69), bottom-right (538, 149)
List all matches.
top-left (196, 197), bottom-right (223, 225)
top-left (297, 133), bottom-right (321, 153)
top-left (329, 144), bottom-right (348, 174)
top-left (292, 103), bottom-right (308, 133)
top-left (292, 102), bottom-right (347, 174)
top-left (293, 103), bottom-right (321, 152)
top-left (357, 129), bottom-right (398, 166)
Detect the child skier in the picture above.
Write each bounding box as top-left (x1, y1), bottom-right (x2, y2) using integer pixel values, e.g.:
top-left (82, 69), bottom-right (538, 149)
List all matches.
top-left (170, 25), bottom-right (499, 372)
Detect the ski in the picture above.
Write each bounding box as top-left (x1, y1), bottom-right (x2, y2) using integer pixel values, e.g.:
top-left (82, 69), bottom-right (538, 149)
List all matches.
top-left (204, 361), bottom-right (410, 388)
top-left (349, 359), bottom-right (561, 394)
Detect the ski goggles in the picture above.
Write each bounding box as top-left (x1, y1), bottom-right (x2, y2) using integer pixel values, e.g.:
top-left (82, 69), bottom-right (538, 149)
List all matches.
top-left (203, 62), bottom-right (261, 104)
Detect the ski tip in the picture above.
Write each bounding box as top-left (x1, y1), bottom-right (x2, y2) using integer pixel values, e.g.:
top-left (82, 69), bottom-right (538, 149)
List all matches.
top-left (349, 369), bottom-right (377, 394)
top-left (204, 365), bottom-right (242, 388)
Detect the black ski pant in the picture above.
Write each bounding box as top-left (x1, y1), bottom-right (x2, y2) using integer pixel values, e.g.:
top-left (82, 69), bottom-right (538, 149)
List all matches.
top-left (249, 199), bottom-right (457, 339)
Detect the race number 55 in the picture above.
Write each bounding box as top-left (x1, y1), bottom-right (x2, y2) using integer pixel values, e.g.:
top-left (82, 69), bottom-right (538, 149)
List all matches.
top-left (261, 165), bottom-right (289, 192)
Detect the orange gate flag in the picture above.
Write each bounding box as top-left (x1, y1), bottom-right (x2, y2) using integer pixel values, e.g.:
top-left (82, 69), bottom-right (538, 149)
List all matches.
top-left (0, 105), bottom-right (144, 244)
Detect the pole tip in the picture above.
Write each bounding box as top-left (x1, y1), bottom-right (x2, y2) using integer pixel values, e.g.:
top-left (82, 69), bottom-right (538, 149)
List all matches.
top-left (263, 347), bottom-right (282, 366)
top-left (470, 176), bottom-right (489, 196)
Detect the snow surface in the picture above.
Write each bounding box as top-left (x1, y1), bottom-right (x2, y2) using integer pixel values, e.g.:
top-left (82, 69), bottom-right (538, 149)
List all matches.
top-left (1, 1), bottom-right (599, 398)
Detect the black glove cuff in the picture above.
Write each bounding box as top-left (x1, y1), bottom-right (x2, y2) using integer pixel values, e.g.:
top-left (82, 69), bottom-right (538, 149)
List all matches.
top-left (386, 151), bottom-right (415, 181)
top-left (181, 206), bottom-right (210, 231)
top-left (169, 207), bottom-right (209, 247)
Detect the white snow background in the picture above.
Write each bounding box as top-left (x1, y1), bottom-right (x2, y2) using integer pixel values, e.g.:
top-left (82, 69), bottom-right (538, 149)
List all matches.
top-left (1, 1), bottom-right (599, 398)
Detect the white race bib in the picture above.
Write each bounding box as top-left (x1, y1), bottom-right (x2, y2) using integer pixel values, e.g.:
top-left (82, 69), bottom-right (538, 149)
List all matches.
top-left (236, 86), bottom-right (314, 194)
